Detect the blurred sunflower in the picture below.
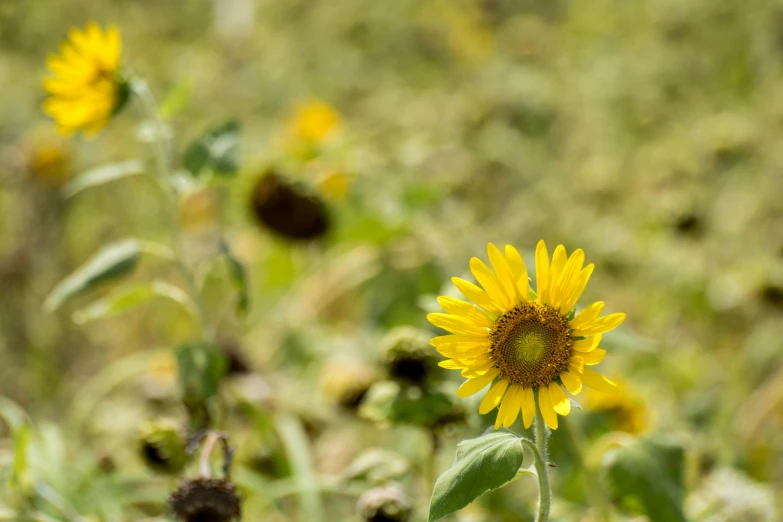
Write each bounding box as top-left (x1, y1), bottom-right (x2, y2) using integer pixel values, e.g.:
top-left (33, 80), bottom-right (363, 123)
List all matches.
top-left (428, 241), bottom-right (625, 430)
top-left (288, 99), bottom-right (342, 143)
top-left (42, 22), bottom-right (127, 135)
top-left (587, 380), bottom-right (649, 434)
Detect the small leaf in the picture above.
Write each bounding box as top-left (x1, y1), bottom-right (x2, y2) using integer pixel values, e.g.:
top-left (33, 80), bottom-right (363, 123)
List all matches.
top-left (0, 398), bottom-right (32, 487)
top-left (429, 429), bottom-right (525, 522)
top-left (221, 241), bottom-right (249, 316)
top-left (175, 342), bottom-right (227, 404)
top-left (183, 120), bottom-right (240, 178)
top-left (604, 436), bottom-right (687, 522)
top-left (71, 281), bottom-right (195, 324)
top-left (63, 160), bottom-right (147, 198)
top-left (44, 239), bottom-right (142, 311)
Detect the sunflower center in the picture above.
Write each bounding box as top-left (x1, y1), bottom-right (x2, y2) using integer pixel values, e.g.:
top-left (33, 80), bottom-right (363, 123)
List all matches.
top-left (490, 301), bottom-right (572, 389)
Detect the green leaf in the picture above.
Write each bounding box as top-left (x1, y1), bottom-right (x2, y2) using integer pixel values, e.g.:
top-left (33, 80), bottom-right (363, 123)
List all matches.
top-left (175, 342), bottom-right (227, 405)
top-left (429, 429), bottom-right (525, 522)
top-left (44, 239), bottom-right (142, 311)
top-left (0, 398), bottom-right (31, 487)
top-left (604, 437), bottom-right (687, 522)
top-left (183, 120), bottom-right (240, 178)
top-left (71, 281), bottom-right (196, 324)
top-left (275, 414), bottom-right (324, 522)
top-left (220, 241), bottom-right (250, 316)
top-left (63, 160), bottom-right (146, 198)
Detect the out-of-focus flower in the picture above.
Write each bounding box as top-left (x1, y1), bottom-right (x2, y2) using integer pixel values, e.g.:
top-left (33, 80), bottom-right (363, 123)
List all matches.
top-left (142, 352), bottom-right (178, 400)
top-left (288, 100), bottom-right (342, 144)
top-left (23, 136), bottom-right (71, 186)
top-left (250, 170), bottom-right (330, 241)
top-left (357, 484), bottom-right (413, 522)
top-left (317, 170), bottom-right (351, 201)
top-left (169, 477), bottom-right (242, 522)
top-left (381, 327), bottom-right (441, 388)
top-left (321, 358), bottom-right (378, 412)
top-left (138, 420), bottom-right (188, 475)
top-left (43, 22), bottom-right (127, 135)
top-left (429, 241), bottom-right (626, 430)
top-left (587, 380), bottom-right (649, 434)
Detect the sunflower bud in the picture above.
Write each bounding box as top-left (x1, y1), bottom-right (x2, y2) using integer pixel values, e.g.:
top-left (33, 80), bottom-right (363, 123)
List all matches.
top-left (382, 327), bottom-right (440, 388)
top-left (250, 171), bottom-right (330, 241)
top-left (321, 358), bottom-right (378, 412)
top-left (169, 477), bottom-right (241, 522)
top-left (138, 420), bottom-right (188, 475)
top-left (357, 484), bottom-right (412, 522)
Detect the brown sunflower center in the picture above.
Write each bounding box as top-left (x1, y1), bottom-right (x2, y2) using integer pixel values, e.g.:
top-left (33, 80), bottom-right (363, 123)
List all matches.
top-left (490, 301), bottom-right (572, 389)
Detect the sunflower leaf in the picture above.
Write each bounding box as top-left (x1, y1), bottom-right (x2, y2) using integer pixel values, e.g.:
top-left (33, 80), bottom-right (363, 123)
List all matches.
top-left (71, 281), bottom-right (196, 324)
top-left (220, 241), bottom-right (250, 316)
top-left (183, 120), bottom-right (240, 178)
top-left (63, 160), bottom-right (147, 198)
top-left (429, 429), bottom-right (525, 522)
top-left (44, 239), bottom-right (142, 311)
top-left (604, 436), bottom-right (687, 522)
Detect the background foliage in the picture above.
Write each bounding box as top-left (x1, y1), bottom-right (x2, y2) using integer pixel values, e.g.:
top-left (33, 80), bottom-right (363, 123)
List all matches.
top-left (1, 0), bottom-right (782, 520)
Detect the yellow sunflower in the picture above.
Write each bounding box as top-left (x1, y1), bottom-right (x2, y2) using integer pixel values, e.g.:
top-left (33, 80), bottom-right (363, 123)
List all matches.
top-left (427, 241), bottom-right (626, 430)
top-left (42, 22), bottom-right (126, 135)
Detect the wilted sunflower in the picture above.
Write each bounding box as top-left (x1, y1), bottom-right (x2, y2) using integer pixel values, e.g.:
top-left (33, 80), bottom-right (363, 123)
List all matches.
top-left (428, 241), bottom-right (625, 430)
top-left (43, 22), bottom-right (127, 135)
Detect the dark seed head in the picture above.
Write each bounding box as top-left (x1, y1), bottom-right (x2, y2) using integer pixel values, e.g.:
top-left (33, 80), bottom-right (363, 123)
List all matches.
top-left (250, 170), bottom-right (330, 241)
top-left (138, 421), bottom-right (188, 475)
top-left (382, 327), bottom-right (439, 387)
top-left (357, 485), bottom-right (412, 522)
top-left (169, 477), bottom-right (241, 522)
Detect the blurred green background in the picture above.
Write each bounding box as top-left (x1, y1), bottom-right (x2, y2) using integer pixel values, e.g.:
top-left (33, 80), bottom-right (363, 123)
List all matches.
top-left (1, 0), bottom-right (782, 521)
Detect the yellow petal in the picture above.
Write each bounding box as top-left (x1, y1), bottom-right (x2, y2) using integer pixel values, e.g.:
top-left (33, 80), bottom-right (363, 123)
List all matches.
top-left (560, 371), bottom-right (583, 395)
top-left (456, 369), bottom-right (499, 398)
top-left (549, 382), bottom-right (571, 416)
top-left (535, 240), bottom-right (551, 304)
top-left (582, 348), bottom-right (606, 366)
top-left (436, 343), bottom-right (489, 359)
top-left (470, 257), bottom-right (513, 311)
top-left (552, 249), bottom-right (584, 311)
top-left (488, 243), bottom-right (519, 304)
top-left (521, 387), bottom-right (535, 429)
top-left (569, 301), bottom-right (604, 329)
top-left (452, 277), bottom-right (503, 314)
top-left (499, 384), bottom-right (523, 428)
top-left (427, 313), bottom-right (490, 336)
top-left (504, 245), bottom-right (529, 301)
top-left (581, 368), bottom-right (618, 393)
top-left (437, 296), bottom-right (493, 326)
top-left (549, 245), bottom-right (568, 301)
top-left (560, 264), bottom-right (594, 314)
top-left (572, 313), bottom-right (626, 337)
top-left (438, 360), bottom-right (464, 370)
top-left (480, 379), bottom-right (509, 414)
top-left (537, 386), bottom-right (558, 430)
top-left (569, 355), bottom-right (585, 373)
top-left (430, 334), bottom-right (487, 348)
top-left (571, 334), bottom-right (602, 353)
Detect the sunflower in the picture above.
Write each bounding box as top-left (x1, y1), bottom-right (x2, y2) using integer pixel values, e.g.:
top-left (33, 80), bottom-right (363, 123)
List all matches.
top-left (427, 241), bottom-right (625, 430)
top-left (42, 22), bottom-right (127, 135)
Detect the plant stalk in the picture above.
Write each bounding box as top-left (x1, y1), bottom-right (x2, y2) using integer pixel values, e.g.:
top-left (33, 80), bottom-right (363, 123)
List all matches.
top-left (532, 394), bottom-right (552, 522)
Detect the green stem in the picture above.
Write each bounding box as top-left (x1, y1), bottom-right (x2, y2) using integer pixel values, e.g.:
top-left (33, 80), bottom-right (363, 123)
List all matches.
top-left (132, 78), bottom-right (211, 340)
top-left (532, 393), bottom-right (551, 522)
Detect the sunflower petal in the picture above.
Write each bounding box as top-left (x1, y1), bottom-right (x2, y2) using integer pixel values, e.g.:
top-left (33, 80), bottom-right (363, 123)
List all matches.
top-left (560, 371), bottom-right (583, 395)
top-left (582, 348), bottom-right (606, 366)
top-left (549, 382), bottom-right (571, 416)
top-left (488, 243), bottom-right (519, 304)
top-left (572, 313), bottom-right (626, 337)
top-left (452, 277), bottom-right (503, 314)
top-left (581, 368), bottom-right (618, 393)
top-left (571, 335), bottom-right (601, 353)
top-left (437, 296), bottom-right (493, 326)
top-left (522, 387), bottom-right (535, 428)
top-left (456, 369), bottom-right (499, 397)
top-left (560, 264), bottom-right (594, 314)
top-left (499, 384), bottom-right (523, 428)
top-left (479, 379), bottom-right (509, 414)
top-left (504, 245), bottom-right (529, 301)
top-left (537, 386), bottom-right (558, 430)
top-left (470, 257), bottom-right (513, 311)
top-left (427, 313), bottom-right (489, 336)
top-left (535, 240), bottom-right (551, 304)
top-left (569, 301), bottom-right (605, 329)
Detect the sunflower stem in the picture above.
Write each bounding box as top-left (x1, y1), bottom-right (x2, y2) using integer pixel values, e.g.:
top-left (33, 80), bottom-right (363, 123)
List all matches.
top-left (131, 78), bottom-right (211, 341)
top-left (532, 394), bottom-right (551, 522)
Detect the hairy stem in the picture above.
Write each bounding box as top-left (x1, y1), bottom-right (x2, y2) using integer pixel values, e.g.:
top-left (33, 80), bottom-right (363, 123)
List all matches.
top-left (532, 394), bottom-right (551, 522)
